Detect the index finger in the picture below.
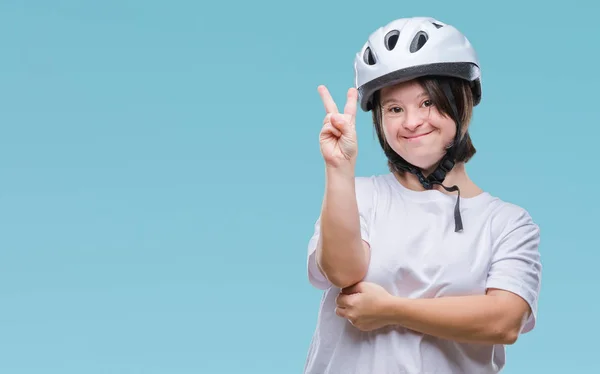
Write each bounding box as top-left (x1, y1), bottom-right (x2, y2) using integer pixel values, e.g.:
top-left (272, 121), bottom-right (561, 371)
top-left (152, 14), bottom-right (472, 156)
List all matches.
top-left (317, 85), bottom-right (339, 114)
top-left (335, 293), bottom-right (348, 307)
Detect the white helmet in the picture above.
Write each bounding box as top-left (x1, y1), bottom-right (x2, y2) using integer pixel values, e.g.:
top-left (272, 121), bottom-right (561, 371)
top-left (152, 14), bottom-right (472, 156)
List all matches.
top-left (354, 16), bottom-right (482, 112)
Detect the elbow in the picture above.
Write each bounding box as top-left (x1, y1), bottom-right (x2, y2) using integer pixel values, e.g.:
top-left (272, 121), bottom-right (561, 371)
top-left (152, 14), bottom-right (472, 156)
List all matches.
top-left (501, 331), bottom-right (519, 345)
top-left (492, 321), bottom-right (521, 345)
top-left (504, 327), bottom-right (520, 345)
top-left (316, 241), bottom-right (370, 289)
top-left (327, 273), bottom-right (364, 289)
top-left (317, 260), bottom-right (367, 289)
top-left (322, 267), bottom-right (366, 289)
top-left (497, 312), bottom-right (528, 345)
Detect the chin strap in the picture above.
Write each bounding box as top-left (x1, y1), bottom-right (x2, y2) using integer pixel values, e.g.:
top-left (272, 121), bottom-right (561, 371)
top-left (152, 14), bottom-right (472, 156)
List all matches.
top-left (408, 157), bottom-right (463, 232)
top-left (408, 81), bottom-right (465, 232)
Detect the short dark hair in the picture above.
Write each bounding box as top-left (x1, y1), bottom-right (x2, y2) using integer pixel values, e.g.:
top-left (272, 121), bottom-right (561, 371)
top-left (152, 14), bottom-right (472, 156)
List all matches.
top-left (370, 76), bottom-right (477, 173)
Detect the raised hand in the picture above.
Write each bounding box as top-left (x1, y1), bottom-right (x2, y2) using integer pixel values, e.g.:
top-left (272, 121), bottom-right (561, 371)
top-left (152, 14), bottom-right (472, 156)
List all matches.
top-left (318, 85), bottom-right (358, 169)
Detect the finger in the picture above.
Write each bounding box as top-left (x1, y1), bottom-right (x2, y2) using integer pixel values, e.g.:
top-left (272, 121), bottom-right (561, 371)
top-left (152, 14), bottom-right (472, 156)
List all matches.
top-left (335, 307), bottom-right (347, 318)
top-left (321, 122), bottom-right (342, 138)
top-left (335, 293), bottom-right (346, 307)
top-left (342, 283), bottom-right (361, 294)
top-left (330, 113), bottom-right (347, 134)
top-left (344, 88), bottom-right (358, 118)
top-left (318, 85), bottom-right (339, 114)
top-left (336, 294), bottom-right (356, 308)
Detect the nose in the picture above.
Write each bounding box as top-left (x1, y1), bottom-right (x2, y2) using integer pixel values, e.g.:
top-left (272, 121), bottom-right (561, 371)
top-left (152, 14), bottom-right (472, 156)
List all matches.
top-left (402, 109), bottom-right (424, 131)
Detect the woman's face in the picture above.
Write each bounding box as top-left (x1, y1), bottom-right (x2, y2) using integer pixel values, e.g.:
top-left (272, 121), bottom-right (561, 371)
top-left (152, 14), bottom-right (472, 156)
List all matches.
top-left (379, 80), bottom-right (456, 172)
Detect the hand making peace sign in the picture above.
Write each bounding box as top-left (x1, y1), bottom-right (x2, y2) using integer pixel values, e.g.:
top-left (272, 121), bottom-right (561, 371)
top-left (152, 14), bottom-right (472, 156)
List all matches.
top-left (318, 85), bottom-right (359, 169)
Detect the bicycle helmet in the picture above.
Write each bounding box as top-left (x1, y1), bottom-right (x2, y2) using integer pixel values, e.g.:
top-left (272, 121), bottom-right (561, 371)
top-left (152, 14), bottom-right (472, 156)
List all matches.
top-left (354, 16), bottom-right (481, 112)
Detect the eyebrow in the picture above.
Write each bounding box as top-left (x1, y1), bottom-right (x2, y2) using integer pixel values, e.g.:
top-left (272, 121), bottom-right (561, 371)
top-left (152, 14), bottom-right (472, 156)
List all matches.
top-left (381, 91), bottom-right (429, 106)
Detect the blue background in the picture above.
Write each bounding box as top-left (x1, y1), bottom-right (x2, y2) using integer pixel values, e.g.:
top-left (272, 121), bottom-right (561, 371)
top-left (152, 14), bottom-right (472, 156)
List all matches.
top-left (1, 0), bottom-right (597, 373)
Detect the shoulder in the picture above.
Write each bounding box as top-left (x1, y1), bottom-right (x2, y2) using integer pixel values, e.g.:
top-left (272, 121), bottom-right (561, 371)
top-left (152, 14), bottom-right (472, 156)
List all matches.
top-left (354, 173), bottom-right (395, 195)
top-left (487, 198), bottom-right (538, 228)
top-left (352, 173), bottom-right (399, 217)
top-left (483, 196), bottom-right (540, 247)
top-left (352, 175), bottom-right (378, 212)
top-left (353, 173), bottom-right (397, 203)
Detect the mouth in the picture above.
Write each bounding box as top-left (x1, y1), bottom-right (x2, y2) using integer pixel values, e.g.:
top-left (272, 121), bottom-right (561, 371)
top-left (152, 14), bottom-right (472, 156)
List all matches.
top-left (403, 130), bottom-right (433, 141)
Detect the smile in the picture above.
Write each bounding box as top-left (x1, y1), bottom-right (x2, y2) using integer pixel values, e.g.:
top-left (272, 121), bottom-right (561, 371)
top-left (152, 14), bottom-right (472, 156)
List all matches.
top-left (404, 130), bottom-right (433, 141)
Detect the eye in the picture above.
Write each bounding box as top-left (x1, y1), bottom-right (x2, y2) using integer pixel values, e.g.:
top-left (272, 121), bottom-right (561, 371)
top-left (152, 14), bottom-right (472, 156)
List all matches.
top-left (388, 106), bottom-right (403, 113)
top-left (421, 99), bottom-right (433, 108)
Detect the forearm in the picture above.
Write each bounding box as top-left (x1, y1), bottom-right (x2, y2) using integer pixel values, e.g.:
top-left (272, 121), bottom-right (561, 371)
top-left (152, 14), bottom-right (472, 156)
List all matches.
top-left (384, 294), bottom-right (521, 345)
top-left (317, 166), bottom-right (368, 288)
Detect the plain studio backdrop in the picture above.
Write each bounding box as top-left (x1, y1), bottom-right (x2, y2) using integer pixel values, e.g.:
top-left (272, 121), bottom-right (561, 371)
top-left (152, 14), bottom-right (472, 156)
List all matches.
top-left (0, 1), bottom-right (597, 373)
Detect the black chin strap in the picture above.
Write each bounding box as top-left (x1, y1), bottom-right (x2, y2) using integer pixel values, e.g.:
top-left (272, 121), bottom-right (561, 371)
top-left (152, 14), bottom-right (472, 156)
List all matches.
top-left (407, 82), bottom-right (465, 232)
top-left (406, 157), bottom-right (463, 232)
top-left (413, 168), bottom-right (463, 232)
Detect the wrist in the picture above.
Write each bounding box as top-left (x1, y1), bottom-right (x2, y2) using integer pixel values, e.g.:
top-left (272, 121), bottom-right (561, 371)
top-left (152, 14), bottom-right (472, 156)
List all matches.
top-left (381, 295), bottom-right (407, 326)
top-left (325, 163), bottom-right (355, 181)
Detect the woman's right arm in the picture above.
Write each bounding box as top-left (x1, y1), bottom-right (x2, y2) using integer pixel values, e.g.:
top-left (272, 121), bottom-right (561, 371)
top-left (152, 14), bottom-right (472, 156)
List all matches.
top-left (316, 166), bottom-right (370, 289)
top-left (315, 85), bottom-right (370, 289)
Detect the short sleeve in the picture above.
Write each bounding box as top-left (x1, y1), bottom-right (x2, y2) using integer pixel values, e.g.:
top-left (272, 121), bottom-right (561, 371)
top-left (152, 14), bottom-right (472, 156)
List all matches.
top-left (486, 208), bottom-right (542, 334)
top-left (306, 176), bottom-right (375, 290)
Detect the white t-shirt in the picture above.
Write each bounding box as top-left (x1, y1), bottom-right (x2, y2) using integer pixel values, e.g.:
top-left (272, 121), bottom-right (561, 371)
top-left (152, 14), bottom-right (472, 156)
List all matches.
top-left (304, 173), bottom-right (542, 374)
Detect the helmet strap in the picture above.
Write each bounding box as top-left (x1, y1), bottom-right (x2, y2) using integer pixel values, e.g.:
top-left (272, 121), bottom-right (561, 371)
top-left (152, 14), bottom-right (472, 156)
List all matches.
top-left (387, 81), bottom-right (466, 232)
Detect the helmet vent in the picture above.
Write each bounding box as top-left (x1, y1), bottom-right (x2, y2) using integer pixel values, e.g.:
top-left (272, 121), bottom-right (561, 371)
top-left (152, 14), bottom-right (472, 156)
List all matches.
top-left (409, 31), bottom-right (428, 53)
top-left (384, 30), bottom-right (400, 51)
top-left (363, 47), bottom-right (376, 65)
top-left (432, 22), bottom-right (444, 29)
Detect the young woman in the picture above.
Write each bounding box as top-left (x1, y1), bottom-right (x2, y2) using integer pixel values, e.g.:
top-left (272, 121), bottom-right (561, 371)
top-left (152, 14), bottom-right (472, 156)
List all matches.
top-left (305, 16), bottom-right (542, 373)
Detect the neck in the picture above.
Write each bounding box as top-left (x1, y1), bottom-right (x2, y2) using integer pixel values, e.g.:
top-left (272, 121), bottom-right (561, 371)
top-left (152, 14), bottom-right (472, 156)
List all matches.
top-left (394, 162), bottom-right (483, 198)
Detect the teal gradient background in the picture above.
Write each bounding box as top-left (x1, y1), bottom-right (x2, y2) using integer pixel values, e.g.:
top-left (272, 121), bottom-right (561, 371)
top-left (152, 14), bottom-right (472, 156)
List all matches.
top-left (1, 1), bottom-right (597, 373)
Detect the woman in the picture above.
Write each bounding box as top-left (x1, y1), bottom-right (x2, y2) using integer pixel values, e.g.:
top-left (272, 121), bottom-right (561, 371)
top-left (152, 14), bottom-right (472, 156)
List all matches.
top-left (305, 16), bottom-right (542, 374)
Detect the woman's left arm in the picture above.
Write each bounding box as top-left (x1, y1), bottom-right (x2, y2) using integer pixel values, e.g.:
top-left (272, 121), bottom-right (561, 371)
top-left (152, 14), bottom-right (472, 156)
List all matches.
top-left (335, 283), bottom-right (529, 345)
top-left (384, 288), bottom-right (530, 345)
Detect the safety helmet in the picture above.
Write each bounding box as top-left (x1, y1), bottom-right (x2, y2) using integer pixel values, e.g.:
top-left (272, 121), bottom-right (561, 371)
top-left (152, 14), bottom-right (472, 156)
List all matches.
top-left (354, 16), bottom-right (481, 112)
